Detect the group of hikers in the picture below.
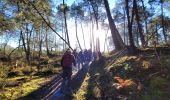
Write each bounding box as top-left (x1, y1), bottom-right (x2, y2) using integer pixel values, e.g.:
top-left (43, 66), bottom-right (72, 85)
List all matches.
top-left (60, 48), bottom-right (102, 94)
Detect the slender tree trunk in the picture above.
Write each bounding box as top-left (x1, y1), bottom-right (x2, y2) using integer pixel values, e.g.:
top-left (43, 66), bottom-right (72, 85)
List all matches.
top-left (161, 0), bottom-right (167, 43)
top-left (80, 22), bottom-right (86, 49)
top-left (38, 29), bottom-right (42, 59)
top-left (125, 0), bottom-right (136, 51)
top-left (141, 0), bottom-right (148, 46)
top-left (89, 23), bottom-right (92, 50)
top-left (134, 0), bottom-right (145, 47)
top-left (45, 27), bottom-right (50, 56)
top-left (91, 19), bottom-right (95, 51)
top-left (90, 1), bottom-right (99, 29)
top-left (104, 28), bottom-right (109, 52)
top-left (123, 7), bottom-right (126, 44)
top-left (136, 28), bottom-right (140, 47)
top-left (20, 29), bottom-right (28, 61)
top-left (26, 24), bottom-right (30, 61)
top-left (75, 17), bottom-right (82, 50)
top-left (63, 0), bottom-right (70, 46)
top-left (104, 0), bottom-right (125, 50)
top-left (156, 23), bottom-right (159, 44)
top-left (62, 17), bottom-right (65, 51)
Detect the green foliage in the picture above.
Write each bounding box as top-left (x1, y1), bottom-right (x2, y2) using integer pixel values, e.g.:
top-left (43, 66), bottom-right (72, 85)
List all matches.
top-left (163, 55), bottom-right (170, 68)
top-left (142, 76), bottom-right (170, 100)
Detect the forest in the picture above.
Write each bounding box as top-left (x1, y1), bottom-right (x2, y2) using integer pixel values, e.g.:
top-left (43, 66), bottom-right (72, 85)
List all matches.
top-left (0, 0), bottom-right (170, 99)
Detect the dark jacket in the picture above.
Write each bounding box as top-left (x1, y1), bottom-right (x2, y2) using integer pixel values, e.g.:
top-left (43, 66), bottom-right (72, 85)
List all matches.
top-left (61, 52), bottom-right (76, 67)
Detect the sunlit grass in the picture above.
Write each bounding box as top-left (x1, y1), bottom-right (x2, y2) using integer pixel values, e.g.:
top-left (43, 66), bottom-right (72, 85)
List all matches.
top-left (74, 73), bottom-right (90, 100)
top-left (0, 75), bottom-right (51, 99)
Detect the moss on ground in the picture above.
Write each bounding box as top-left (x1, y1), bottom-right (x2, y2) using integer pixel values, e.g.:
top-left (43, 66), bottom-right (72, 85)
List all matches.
top-left (0, 75), bottom-right (52, 99)
top-left (74, 47), bottom-right (170, 99)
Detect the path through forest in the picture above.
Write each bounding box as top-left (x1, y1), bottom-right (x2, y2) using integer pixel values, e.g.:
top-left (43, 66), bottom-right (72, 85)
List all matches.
top-left (46, 63), bottom-right (90, 100)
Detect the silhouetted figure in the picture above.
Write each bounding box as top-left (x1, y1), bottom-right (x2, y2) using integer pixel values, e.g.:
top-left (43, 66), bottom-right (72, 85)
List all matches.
top-left (84, 49), bottom-right (88, 63)
top-left (92, 51), bottom-right (97, 61)
top-left (87, 49), bottom-right (92, 62)
top-left (61, 48), bottom-right (76, 93)
top-left (77, 51), bottom-right (84, 70)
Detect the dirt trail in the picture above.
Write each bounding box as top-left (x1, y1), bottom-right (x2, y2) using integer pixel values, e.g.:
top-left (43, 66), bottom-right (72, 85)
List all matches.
top-left (49, 63), bottom-right (89, 100)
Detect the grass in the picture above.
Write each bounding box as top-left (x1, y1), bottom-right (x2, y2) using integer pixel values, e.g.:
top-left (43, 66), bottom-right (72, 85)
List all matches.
top-left (0, 53), bottom-right (62, 99)
top-left (0, 75), bottom-right (52, 99)
top-left (74, 73), bottom-right (90, 100)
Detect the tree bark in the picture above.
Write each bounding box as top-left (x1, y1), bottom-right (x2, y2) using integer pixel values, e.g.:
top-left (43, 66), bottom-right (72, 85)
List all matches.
top-left (141, 0), bottom-right (148, 46)
top-left (104, 0), bottom-right (125, 50)
top-left (134, 0), bottom-right (146, 47)
top-left (63, 0), bottom-right (70, 47)
top-left (45, 27), bottom-right (50, 56)
top-left (75, 17), bottom-right (82, 51)
top-left (125, 0), bottom-right (136, 51)
top-left (161, 0), bottom-right (167, 43)
top-left (80, 22), bottom-right (86, 49)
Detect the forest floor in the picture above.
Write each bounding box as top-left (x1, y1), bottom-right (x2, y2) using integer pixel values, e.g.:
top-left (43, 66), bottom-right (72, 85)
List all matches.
top-left (74, 46), bottom-right (170, 100)
top-left (0, 46), bottom-right (170, 100)
top-left (0, 54), bottom-right (62, 99)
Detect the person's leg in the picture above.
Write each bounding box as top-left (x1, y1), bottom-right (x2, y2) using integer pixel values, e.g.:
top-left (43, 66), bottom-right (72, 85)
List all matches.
top-left (60, 67), bottom-right (67, 93)
top-left (67, 67), bottom-right (72, 93)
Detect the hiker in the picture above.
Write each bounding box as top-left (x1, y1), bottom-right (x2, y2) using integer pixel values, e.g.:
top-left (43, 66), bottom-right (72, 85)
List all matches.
top-left (84, 49), bottom-right (88, 62)
top-left (92, 51), bottom-right (97, 61)
top-left (61, 48), bottom-right (76, 92)
top-left (73, 49), bottom-right (78, 71)
top-left (77, 51), bottom-right (84, 70)
top-left (87, 49), bottom-right (92, 62)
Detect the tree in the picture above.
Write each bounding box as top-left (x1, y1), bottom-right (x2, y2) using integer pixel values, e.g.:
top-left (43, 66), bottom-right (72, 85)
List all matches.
top-left (70, 2), bottom-right (84, 51)
top-left (134, 0), bottom-right (146, 47)
top-left (104, 0), bottom-right (125, 50)
top-left (149, 0), bottom-right (168, 43)
top-left (125, 0), bottom-right (136, 51)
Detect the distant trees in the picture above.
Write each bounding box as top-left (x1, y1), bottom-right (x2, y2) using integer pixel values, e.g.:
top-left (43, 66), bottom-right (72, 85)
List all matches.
top-left (111, 0), bottom-right (170, 52)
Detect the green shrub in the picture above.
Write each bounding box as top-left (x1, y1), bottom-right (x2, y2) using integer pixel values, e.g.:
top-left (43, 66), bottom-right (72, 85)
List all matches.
top-left (142, 76), bottom-right (170, 100)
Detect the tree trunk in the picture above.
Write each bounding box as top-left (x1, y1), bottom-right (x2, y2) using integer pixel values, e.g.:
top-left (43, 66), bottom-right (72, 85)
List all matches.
top-left (63, 0), bottom-right (70, 46)
top-left (123, 7), bottom-right (126, 44)
top-left (90, 1), bottom-right (99, 29)
top-left (161, 0), bottom-right (167, 43)
top-left (45, 27), bottom-right (50, 56)
top-left (104, 0), bottom-right (125, 50)
top-left (134, 0), bottom-right (145, 47)
top-left (38, 29), bottom-right (42, 59)
top-left (125, 0), bottom-right (136, 51)
top-left (104, 28), bottom-right (109, 52)
top-left (80, 22), bottom-right (86, 49)
top-left (141, 0), bottom-right (148, 46)
top-left (20, 29), bottom-right (29, 61)
top-left (91, 19), bottom-right (95, 51)
top-left (75, 17), bottom-right (82, 51)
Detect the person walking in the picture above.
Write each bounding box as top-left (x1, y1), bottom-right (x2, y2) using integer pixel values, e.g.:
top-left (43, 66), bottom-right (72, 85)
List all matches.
top-left (60, 48), bottom-right (76, 93)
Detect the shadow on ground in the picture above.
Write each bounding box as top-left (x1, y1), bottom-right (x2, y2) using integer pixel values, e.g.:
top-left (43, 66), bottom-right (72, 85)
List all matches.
top-left (18, 74), bottom-right (61, 100)
top-left (56, 63), bottom-right (89, 100)
top-left (85, 57), bottom-right (118, 100)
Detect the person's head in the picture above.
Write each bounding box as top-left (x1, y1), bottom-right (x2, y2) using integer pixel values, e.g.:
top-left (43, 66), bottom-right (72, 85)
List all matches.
top-left (73, 49), bottom-right (77, 53)
top-left (65, 48), bottom-right (71, 54)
